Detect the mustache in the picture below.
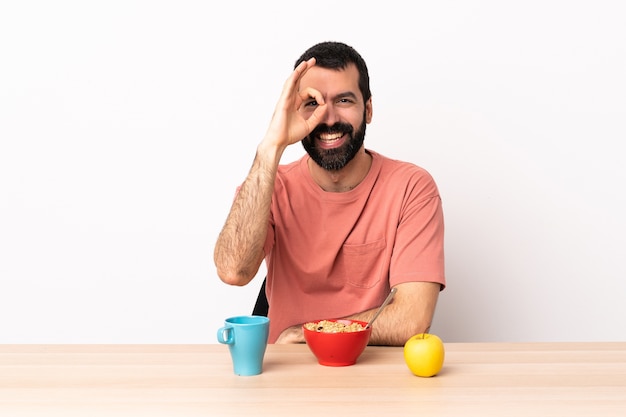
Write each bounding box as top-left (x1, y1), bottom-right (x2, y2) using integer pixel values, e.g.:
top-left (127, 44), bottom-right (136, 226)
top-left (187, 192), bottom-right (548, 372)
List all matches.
top-left (309, 122), bottom-right (353, 138)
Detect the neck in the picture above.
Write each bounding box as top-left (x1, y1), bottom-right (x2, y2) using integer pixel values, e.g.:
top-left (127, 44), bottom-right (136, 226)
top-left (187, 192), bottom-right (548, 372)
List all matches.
top-left (308, 148), bottom-right (372, 192)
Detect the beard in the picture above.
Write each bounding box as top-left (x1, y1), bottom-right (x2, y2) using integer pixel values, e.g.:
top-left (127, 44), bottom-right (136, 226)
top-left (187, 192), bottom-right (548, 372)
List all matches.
top-left (301, 116), bottom-right (367, 171)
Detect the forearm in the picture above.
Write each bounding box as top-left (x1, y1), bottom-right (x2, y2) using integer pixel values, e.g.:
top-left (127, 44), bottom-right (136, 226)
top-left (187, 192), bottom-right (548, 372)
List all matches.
top-left (347, 307), bottom-right (429, 347)
top-left (346, 282), bottom-right (440, 346)
top-left (275, 282), bottom-right (440, 346)
top-left (214, 143), bottom-right (284, 286)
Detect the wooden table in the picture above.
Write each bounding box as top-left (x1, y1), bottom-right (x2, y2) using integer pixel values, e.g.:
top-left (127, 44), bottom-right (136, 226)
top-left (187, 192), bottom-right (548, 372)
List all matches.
top-left (1, 343), bottom-right (625, 416)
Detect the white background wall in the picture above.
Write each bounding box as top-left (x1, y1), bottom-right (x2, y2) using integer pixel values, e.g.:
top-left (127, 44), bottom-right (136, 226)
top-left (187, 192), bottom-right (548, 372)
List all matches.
top-left (1, 1), bottom-right (624, 343)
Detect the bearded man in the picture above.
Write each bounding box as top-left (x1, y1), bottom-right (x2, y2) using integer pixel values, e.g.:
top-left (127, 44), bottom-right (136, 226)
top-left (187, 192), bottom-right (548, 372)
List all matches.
top-left (214, 41), bottom-right (446, 346)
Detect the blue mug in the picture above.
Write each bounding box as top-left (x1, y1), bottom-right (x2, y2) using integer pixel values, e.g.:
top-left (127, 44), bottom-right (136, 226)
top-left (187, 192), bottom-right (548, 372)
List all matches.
top-left (217, 315), bottom-right (270, 376)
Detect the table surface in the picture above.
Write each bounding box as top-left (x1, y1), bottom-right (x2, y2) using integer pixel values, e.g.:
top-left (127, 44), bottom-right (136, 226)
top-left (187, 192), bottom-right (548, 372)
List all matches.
top-left (1, 342), bottom-right (625, 416)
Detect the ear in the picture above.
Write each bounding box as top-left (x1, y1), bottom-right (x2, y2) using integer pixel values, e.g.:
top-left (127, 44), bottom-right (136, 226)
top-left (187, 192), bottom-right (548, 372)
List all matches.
top-left (365, 97), bottom-right (373, 123)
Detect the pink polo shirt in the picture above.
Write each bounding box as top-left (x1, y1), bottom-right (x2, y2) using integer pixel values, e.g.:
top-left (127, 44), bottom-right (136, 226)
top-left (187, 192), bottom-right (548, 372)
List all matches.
top-left (263, 150), bottom-right (445, 343)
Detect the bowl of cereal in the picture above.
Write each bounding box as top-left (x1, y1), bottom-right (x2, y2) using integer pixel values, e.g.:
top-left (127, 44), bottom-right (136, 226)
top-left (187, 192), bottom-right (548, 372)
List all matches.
top-left (302, 319), bottom-right (372, 366)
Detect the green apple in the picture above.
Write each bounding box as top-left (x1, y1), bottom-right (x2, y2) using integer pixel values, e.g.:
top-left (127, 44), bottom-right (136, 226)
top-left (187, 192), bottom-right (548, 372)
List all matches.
top-left (403, 333), bottom-right (445, 377)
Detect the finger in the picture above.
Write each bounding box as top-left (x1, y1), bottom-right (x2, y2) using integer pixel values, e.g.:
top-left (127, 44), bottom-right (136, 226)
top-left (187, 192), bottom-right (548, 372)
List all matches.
top-left (305, 104), bottom-right (328, 133)
top-left (296, 87), bottom-right (327, 133)
top-left (296, 86), bottom-right (326, 131)
top-left (282, 57), bottom-right (316, 97)
top-left (298, 86), bottom-right (325, 107)
top-left (293, 57), bottom-right (316, 78)
top-left (287, 58), bottom-right (315, 92)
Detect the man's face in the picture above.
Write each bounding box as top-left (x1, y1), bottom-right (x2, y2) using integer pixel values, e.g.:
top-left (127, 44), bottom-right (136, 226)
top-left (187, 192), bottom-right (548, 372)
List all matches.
top-left (298, 64), bottom-right (372, 171)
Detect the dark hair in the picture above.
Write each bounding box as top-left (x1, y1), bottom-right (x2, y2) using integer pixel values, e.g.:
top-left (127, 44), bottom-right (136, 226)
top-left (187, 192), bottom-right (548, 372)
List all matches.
top-left (294, 41), bottom-right (371, 102)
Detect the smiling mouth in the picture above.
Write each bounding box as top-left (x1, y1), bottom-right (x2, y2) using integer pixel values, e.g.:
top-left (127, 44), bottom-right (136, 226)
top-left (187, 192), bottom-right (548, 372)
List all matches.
top-left (318, 132), bottom-right (344, 143)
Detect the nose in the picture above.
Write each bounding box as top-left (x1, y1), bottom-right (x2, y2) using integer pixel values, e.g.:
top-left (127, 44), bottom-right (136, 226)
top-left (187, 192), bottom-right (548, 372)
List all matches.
top-left (319, 102), bottom-right (339, 126)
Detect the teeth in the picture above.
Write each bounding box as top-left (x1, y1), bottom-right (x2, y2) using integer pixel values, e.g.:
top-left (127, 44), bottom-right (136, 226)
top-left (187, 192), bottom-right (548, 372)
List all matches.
top-left (319, 132), bottom-right (343, 141)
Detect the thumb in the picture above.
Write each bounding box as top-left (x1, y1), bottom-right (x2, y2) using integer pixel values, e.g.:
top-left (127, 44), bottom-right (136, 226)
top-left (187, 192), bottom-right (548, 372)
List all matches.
top-left (304, 103), bottom-right (328, 135)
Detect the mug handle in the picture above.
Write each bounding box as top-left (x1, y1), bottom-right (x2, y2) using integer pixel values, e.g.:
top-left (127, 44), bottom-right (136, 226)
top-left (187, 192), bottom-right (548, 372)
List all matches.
top-left (217, 324), bottom-right (234, 344)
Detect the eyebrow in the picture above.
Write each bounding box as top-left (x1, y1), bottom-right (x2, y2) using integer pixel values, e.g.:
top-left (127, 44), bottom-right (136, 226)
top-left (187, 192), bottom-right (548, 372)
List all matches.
top-left (334, 92), bottom-right (359, 101)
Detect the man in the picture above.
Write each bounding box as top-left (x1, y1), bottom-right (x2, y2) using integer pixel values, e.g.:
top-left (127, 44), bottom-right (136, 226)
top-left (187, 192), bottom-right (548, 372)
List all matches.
top-left (214, 41), bottom-right (445, 346)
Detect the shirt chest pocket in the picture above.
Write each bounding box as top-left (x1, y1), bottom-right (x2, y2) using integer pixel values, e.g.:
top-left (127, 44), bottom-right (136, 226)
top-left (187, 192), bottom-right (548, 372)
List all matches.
top-left (335, 238), bottom-right (387, 288)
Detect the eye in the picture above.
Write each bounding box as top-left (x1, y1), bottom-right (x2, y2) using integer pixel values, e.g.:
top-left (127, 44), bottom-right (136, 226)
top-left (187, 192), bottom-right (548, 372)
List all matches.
top-left (304, 99), bottom-right (318, 107)
top-left (335, 97), bottom-right (356, 107)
